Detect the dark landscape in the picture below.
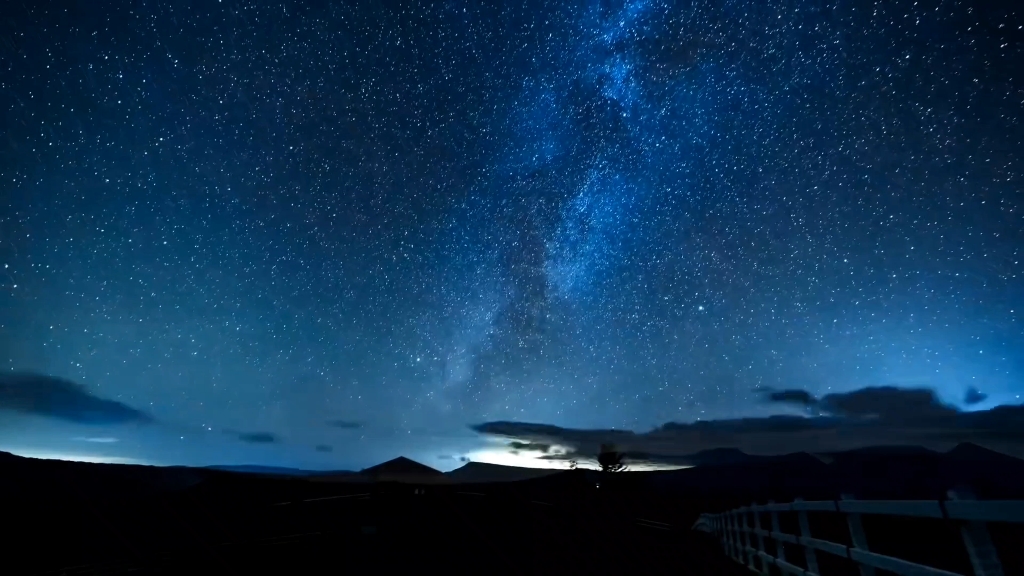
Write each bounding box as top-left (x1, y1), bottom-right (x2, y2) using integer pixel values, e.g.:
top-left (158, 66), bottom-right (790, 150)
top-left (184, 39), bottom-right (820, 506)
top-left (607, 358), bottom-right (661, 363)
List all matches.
top-left (5, 443), bottom-right (1024, 575)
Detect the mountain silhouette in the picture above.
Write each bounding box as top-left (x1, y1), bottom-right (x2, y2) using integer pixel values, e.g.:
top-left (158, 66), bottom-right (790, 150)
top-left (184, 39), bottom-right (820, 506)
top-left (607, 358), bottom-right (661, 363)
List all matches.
top-left (205, 464), bottom-right (348, 477)
top-left (445, 461), bottom-right (562, 483)
top-left (359, 457), bottom-right (447, 483)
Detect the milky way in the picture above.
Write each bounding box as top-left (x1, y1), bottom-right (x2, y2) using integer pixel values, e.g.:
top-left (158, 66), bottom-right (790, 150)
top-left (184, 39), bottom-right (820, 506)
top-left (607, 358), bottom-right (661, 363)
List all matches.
top-left (1, 0), bottom-right (1021, 469)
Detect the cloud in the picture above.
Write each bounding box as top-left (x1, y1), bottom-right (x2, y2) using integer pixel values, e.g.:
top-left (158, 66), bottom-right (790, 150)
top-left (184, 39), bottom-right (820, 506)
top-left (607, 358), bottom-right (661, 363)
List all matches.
top-left (231, 431), bottom-right (278, 444)
top-left (760, 385), bottom-right (958, 421)
top-left (508, 441), bottom-right (551, 453)
top-left (72, 437), bottom-right (119, 443)
top-left (0, 372), bottom-right (152, 425)
top-left (964, 387), bottom-right (988, 406)
top-left (819, 386), bottom-right (957, 422)
top-left (758, 387), bottom-right (817, 410)
top-left (326, 419), bottom-right (362, 430)
top-left (472, 386), bottom-right (1024, 466)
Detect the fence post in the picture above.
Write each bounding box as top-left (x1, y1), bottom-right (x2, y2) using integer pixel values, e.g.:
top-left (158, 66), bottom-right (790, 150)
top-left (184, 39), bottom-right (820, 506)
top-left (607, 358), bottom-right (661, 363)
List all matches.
top-left (733, 506), bottom-right (749, 561)
top-left (794, 497), bottom-right (821, 575)
top-left (740, 508), bottom-right (757, 571)
top-left (769, 499), bottom-right (788, 566)
top-left (751, 505), bottom-right (770, 574)
top-left (712, 515), bottom-right (725, 555)
top-left (841, 494), bottom-right (876, 576)
top-left (947, 489), bottom-right (1005, 576)
top-left (724, 511), bottom-right (737, 561)
top-left (717, 514), bottom-right (727, 558)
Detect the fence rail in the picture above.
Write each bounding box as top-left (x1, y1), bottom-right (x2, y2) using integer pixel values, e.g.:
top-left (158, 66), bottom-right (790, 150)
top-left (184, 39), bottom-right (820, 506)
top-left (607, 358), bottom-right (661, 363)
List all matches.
top-left (692, 492), bottom-right (1024, 576)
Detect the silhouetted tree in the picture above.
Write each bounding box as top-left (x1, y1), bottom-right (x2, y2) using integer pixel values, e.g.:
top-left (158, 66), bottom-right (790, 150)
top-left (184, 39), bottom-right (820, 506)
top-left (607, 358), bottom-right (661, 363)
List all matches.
top-left (567, 459), bottom-right (578, 470)
top-left (597, 444), bottom-right (627, 472)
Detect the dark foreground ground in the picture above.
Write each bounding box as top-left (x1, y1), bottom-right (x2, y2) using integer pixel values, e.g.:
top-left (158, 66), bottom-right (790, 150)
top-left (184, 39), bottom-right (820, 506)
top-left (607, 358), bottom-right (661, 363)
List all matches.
top-left (7, 479), bottom-right (748, 576)
top-left (6, 442), bottom-right (1024, 575)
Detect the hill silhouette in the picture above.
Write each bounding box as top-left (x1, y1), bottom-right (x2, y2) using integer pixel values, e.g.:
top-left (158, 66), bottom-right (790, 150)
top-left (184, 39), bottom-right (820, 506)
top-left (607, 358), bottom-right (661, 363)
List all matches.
top-left (445, 461), bottom-right (562, 483)
top-left (205, 464), bottom-right (352, 477)
top-left (0, 451), bottom-right (204, 500)
top-left (597, 442), bottom-right (1024, 506)
top-left (648, 446), bottom-right (806, 467)
top-left (359, 456), bottom-right (447, 483)
top-left (3, 442), bottom-right (1022, 503)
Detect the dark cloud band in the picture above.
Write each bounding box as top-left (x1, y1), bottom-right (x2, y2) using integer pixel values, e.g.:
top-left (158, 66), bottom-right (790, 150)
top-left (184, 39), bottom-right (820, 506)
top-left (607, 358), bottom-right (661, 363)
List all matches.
top-left (0, 373), bottom-right (152, 425)
top-left (473, 386), bottom-right (1024, 466)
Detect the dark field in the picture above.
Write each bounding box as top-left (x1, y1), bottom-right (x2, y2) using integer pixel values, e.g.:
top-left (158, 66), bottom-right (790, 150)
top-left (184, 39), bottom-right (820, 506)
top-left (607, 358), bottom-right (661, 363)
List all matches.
top-left (6, 444), bottom-right (1024, 576)
top-left (8, 476), bottom-right (748, 575)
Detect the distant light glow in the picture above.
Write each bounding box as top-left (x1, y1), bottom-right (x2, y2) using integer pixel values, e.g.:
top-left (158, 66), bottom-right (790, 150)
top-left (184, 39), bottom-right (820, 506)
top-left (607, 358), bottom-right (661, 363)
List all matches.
top-left (465, 444), bottom-right (578, 470)
top-left (6, 449), bottom-right (143, 465)
top-left (464, 443), bottom-right (688, 472)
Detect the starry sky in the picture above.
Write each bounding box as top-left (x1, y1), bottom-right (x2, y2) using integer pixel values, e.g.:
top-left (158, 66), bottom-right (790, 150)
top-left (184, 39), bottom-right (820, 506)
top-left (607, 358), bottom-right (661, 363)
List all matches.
top-left (1, 0), bottom-right (1021, 471)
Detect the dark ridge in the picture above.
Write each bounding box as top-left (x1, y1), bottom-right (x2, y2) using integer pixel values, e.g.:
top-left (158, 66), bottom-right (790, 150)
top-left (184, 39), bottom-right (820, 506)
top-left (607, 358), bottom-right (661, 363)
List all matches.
top-left (445, 461), bottom-right (562, 483)
top-left (360, 456), bottom-right (444, 478)
top-left (205, 465), bottom-right (338, 477)
top-left (0, 452), bottom-right (205, 500)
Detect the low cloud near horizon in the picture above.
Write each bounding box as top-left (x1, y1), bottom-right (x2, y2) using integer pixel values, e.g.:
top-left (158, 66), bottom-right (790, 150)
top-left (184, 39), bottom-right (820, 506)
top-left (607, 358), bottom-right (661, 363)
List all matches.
top-left (471, 386), bottom-right (1024, 466)
top-left (0, 373), bottom-right (152, 425)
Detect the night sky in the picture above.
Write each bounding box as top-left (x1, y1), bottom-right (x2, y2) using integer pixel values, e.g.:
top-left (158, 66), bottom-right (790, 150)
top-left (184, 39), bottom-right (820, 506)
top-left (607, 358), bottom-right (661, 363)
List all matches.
top-left (1, 0), bottom-right (1021, 471)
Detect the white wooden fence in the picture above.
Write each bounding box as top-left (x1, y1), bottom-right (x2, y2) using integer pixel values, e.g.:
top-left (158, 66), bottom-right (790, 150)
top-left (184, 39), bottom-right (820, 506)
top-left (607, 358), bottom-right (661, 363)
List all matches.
top-left (692, 491), bottom-right (1024, 576)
